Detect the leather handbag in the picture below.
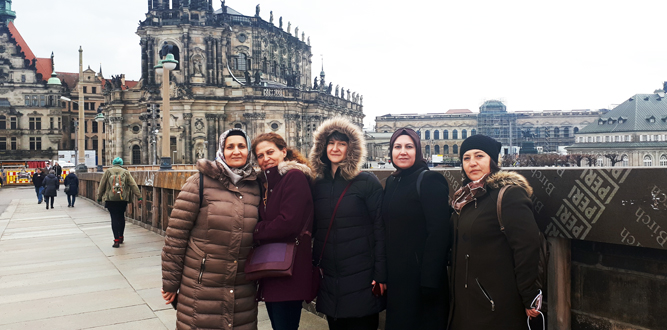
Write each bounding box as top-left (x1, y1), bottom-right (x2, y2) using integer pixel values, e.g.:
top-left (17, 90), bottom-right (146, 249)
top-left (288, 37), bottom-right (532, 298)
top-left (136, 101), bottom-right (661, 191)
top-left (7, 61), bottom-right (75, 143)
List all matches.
top-left (64, 185), bottom-right (70, 193)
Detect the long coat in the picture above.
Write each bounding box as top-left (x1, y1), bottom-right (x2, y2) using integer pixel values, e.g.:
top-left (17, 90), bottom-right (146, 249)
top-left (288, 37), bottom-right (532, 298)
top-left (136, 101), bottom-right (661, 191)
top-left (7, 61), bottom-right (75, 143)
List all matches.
top-left (254, 160), bottom-right (314, 302)
top-left (308, 117), bottom-right (386, 318)
top-left (162, 159), bottom-right (260, 330)
top-left (382, 162), bottom-right (451, 330)
top-left (42, 173), bottom-right (59, 197)
top-left (63, 173), bottom-right (79, 196)
top-left (449, 171), bottom-right (540, 330)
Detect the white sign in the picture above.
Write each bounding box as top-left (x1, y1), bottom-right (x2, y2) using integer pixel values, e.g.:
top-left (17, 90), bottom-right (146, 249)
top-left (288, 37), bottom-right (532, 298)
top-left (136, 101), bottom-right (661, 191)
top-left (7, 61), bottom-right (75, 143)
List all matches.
top-left (432, 155), bottom-right (444, 163)
top-left (58, 150), bottom-right (97, 168)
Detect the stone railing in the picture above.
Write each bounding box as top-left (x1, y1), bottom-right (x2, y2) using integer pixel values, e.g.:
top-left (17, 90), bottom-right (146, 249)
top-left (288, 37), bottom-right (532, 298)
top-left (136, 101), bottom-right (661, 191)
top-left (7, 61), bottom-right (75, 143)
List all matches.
top-left (77, 167), bottom-right (667, 330)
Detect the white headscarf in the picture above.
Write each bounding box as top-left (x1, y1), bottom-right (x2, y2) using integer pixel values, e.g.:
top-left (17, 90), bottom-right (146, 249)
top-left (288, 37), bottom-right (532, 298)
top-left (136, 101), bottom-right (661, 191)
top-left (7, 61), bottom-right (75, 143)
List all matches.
top-left (215, 128), bottom-right (254, 185)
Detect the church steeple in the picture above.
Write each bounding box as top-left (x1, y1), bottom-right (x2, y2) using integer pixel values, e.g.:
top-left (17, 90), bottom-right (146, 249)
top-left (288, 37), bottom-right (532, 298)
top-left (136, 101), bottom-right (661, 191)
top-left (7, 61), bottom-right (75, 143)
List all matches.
top-left (0, 0), bottom-right (16, 25)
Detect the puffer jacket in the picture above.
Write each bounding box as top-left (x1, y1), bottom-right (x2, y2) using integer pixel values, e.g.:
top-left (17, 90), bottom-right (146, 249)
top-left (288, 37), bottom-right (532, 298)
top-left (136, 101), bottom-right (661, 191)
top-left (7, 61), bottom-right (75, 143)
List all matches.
top-left (162, 159), bottom-right (261, 330)
top-left (42, 173), bottom-right (59, 197)
top-left (309, 117), bottom-right (386, 318)
top-left (64, 173), bottom-right (79, 196)
top-left (96, 165), bottom-right (141, 202)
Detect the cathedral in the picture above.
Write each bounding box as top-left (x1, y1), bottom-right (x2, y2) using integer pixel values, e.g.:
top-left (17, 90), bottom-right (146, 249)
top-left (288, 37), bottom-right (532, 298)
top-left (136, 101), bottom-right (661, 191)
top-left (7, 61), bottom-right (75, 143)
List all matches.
top-left (101, 0), bottom-right (363, 165)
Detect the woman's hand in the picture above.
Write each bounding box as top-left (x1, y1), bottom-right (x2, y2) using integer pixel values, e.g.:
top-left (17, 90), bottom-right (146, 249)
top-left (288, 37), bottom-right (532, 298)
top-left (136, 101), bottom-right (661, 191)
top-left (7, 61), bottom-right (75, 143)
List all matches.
top-left (371, 280), bottom-right (387, 296)
top-left (526, 308), bottom-right (540, 319)
top-left (161, 289), bottom-right (177, 304)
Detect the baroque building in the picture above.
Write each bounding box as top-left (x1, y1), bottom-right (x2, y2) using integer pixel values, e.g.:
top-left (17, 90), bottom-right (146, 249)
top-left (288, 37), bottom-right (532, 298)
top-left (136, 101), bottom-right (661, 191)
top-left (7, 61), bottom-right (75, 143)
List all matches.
top-left (100, 1), bottom-right (362, 165)
top-left (0, 2), bottom-right (64, 161)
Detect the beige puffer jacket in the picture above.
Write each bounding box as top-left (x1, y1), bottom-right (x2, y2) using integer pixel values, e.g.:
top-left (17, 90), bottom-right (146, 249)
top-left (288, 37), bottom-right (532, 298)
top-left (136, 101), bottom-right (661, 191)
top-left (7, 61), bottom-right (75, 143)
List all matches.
top-left (162, 159), bottom-right (260, 330)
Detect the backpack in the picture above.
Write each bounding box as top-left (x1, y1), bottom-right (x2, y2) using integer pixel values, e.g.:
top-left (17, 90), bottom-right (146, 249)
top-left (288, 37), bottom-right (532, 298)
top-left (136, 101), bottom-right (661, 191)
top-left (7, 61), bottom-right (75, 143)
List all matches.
top-left (107, 170), bottom-right (129, 201)
top-left (497, 185), bottom-right (549, 291)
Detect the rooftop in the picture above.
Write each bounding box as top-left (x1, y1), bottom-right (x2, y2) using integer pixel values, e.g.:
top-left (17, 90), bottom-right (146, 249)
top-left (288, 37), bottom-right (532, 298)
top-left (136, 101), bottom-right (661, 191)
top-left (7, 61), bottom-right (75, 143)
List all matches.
top-left (7, 21), bottom-right (52, 82)
top-left (578, 93), bottom-right (667, 134)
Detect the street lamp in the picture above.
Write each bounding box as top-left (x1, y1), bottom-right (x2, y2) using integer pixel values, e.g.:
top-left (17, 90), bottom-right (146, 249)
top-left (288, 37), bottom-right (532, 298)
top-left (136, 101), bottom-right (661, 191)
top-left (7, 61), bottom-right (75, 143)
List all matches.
top-left (154, 51), bottom-right (178, 170)
top-left (95, 107), bottom-right (105, 172)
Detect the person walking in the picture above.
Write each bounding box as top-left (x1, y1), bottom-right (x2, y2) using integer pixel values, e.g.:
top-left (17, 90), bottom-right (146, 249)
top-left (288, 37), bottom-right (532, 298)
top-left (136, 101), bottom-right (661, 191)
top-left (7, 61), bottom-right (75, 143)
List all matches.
top-left (42, 169), bottom-right (59, 209)
top-left (251, 133), bottom-right (314, 330)
top-left (308, 117), bottom-right (386, 330)
top-left (32, 168), bottom-right (46, 204)
top-left (382, 128), bottom-right (451, 330)
top-left (96, 157), bottom-right (142, 248)
top-left (53, 162), bottom-right (63, 182)
top-left (63, 171), bottom-right (79, 207)
top-left (161, 129), bottom-right (260, 330)
top-left (449, 134), bottom-right (542, 330)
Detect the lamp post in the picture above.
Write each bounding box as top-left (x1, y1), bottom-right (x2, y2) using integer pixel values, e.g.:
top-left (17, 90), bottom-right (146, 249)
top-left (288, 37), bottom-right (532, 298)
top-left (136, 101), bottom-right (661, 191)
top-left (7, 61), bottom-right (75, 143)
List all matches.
top-left (76, 46), bottom-right (87, 173)
top-left (95, 108), bottom-right (105, 172)
top-left (154, 52), bottom-right (178, 170)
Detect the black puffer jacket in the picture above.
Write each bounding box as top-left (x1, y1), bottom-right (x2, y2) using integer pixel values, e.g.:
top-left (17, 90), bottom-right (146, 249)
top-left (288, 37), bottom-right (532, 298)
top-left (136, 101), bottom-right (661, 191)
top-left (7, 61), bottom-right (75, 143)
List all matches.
top-left (42, 173), bottom-right (59, 197)
top-left (309, 117), bottom-right (387, 318)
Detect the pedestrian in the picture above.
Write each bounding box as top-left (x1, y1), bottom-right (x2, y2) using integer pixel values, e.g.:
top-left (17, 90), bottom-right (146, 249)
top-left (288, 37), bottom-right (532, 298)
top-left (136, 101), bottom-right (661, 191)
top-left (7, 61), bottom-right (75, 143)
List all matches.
top-left (382, 128), bottom-right (451, 330)
top-left (308, 117), bottom-right (386, 330)
top-left (251, 132), bottom-right (314, 330)
top-left (42, 169), bottom-right (59, 209)
top-left (63, 171), bottom-right (79, 207)
top-left (161, 128), bottom-right (260, 330)
top-left (96, 157), bottom-right (142, 248)
top-left (32, 168), bottom-right (46, 204)
top-left (449, 134), bottom-right (542, 330)
top-left (53, 162), bottom-right (62, 182)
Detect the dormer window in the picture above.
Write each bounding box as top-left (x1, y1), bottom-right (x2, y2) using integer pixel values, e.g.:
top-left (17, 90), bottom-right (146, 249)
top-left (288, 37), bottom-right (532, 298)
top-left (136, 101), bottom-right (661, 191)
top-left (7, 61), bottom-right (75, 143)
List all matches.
top-left (608, 118), bottom-right (615, 125)
top-left (646, 115), bottom-right (656, 123)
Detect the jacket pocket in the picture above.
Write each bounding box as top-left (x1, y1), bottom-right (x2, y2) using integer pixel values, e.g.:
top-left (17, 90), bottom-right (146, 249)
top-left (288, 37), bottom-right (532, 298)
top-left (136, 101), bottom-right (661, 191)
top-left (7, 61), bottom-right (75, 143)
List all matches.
top-left (198, 255), bottom-right (207, 284)
top-left (475, 278), bottom-right (495, 312)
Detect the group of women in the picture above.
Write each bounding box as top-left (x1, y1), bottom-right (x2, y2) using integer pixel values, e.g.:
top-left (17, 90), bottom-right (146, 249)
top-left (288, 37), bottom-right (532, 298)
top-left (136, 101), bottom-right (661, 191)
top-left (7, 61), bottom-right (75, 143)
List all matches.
top-left (161, 117), bottom-right (543, 330)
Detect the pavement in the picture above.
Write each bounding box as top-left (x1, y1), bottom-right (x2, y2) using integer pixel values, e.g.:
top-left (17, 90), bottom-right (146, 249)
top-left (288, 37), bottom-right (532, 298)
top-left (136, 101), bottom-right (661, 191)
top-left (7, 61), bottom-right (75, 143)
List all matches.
top-left (0, 186), bottom-right (328, 329)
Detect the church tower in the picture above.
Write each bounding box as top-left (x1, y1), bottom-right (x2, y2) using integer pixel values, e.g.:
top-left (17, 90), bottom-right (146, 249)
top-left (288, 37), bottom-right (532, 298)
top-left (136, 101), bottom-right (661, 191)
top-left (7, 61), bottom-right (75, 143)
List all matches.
top-left (0, 0), bottom-right (16, 24)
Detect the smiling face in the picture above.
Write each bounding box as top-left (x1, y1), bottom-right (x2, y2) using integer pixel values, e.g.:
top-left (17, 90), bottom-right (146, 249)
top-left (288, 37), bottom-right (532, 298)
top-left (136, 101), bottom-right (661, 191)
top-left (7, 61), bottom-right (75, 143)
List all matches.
top-left (391, 135), bottom-right (417, 169)
top-left (223, 135), bottom-right (249, 168)
top-left (462, 149), bottom-right (492, 182)
top-left (254, 141), bottom-right (287, 171)
top-left (327, 139), bottom-right (348, 165)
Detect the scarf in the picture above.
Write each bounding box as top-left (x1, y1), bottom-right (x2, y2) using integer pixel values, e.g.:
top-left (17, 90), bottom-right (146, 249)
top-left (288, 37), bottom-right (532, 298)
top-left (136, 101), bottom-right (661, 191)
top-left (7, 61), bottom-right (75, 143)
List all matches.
top-left (215, 128), bottom-right (254, 185)
top-left (451, 173), bottom-right (490, 212)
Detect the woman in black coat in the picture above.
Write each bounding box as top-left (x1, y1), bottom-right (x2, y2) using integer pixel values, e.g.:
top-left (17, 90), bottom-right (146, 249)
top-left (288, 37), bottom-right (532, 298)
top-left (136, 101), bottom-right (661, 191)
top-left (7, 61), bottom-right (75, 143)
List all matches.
top-left (449, 134), bottom-right (541, 330)
top-left (42, 170), bottom-right (59, 210)
top-left (382, 128), bottom-right (451, 330)
top-left (63, 172), bottom-right (79, 207)
top-left (309, 118), bottom-right (386, 330)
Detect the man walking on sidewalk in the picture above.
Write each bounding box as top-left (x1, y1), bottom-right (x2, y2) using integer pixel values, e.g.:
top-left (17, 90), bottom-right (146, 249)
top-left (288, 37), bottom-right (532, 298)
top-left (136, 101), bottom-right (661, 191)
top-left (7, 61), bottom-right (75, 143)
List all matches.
top-left (32, 168), bottom-right (46, 204)
top-left (96, 157), bottom-right (142, 248)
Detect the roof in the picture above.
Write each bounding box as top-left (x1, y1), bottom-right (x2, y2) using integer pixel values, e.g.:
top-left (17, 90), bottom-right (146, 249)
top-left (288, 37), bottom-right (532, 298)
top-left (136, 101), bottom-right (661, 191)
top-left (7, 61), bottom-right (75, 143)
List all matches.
top-left (578, 94), bottom-right (667, 134)
top-left (214, 6), bottom-right (244, 16)
top-left (7, 22), bottom-right (52, 82)
top-left (567, 142), bottom-right (667, 149)
top-left (56, 72), bottom-right (79, 89)
top-left (446, 109), bottom-right (473, 114)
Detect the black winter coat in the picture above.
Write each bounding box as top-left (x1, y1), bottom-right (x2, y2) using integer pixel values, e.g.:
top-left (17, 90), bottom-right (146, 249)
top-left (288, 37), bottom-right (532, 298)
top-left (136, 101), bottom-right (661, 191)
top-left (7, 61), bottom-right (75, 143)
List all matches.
top-left (312, 169), bottom-right (386, 318)
top-left (64, 173), bottom-right (79, 196)
top-left (42, 173), bottom-right (59, 197)
top-left (449, 171), bottom-right (540, 330)
top-left (382, 163), bottom-right (451, 330)
top-left (32, 172), bottom-right (45, 187)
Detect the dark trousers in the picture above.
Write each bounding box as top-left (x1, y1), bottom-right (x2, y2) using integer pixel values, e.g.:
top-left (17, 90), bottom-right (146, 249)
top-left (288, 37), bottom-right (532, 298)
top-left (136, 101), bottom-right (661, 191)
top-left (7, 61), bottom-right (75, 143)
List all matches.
top-left (44, 196), bottom-right (54, 207)
top-left (67, 194), bottom-right (76, 206)
top-left (265, 300), bottom-right (303, 330)
top-left (35, 186), bottom-right (44, 202)
top-left (106, 201), bottom-right (128, 240)
top-left (327, 313), bottom-right (379, 330)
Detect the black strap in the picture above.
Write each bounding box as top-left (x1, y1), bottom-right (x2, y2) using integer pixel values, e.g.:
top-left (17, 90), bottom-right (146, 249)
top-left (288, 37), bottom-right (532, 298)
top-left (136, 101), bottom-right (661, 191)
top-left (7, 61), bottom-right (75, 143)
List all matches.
top-left (199, 172), bottom-right (204, 209)
top-left (416, 169), bottom-right (427, 198)
top-left (317, 180), bottom-right (355, 266)
top-left (497, 185), bottom-right (510, 232)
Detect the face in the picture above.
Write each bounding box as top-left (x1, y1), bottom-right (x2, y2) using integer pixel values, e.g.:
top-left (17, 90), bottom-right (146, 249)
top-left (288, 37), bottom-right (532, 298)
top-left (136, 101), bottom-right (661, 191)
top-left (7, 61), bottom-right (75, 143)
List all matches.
top-left (326, 139), bottom-right (348, 165)
top-left (223, 135), bottom-right (248, 168)
top-left (391, 135), bottom-right (417, 169)
top-left (462, 149), bottom-right (492, 182)
top-left (254, 141), bottom-right (287, 171)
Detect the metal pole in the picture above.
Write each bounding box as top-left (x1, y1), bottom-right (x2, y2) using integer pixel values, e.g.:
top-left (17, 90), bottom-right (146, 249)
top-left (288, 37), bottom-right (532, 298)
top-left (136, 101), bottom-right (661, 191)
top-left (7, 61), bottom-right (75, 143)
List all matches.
top-left (76, 46), bottom-right (87, 173)
top-left (160, 67), bottom-right (171, 170)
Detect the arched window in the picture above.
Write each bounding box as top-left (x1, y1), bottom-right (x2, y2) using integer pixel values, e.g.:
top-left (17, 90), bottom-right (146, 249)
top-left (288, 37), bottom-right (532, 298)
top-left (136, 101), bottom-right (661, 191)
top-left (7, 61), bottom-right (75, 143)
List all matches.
top-left (425, 130), bottom-right (430, 140)
top-left (622, 154), bottom-right (629, 167)
top-left (443, 145), bottom-right (449, 155)
top-left (554, 127), bottom-right (560, 138)
top-left (452, 144), bottom-right (459, 155)
top-left (596, 156), bottom-right (604, 167)
top-left (416, 130), bottom-right (421, 139)
top-left (0, 115), bottom-right (5, 130)
top-left (235, 53), bottom-right (247, 71)
top-left (644, 155), bottom-right (653, 167)
top-left (434, 130), bottom-right (439, 140)
top-left (132, 145), bottom-right (141, 165)
top-left (443, 130), bottom-right (449, 140)
top-left (434, 145), bottom-right (440, 155)
top-left (462, 129), bottom-right (468, 139)
top-left (471, 129), bottom-right (477, 136)
top-left (660, 155), bottom-right (667, 166)
top-left (563, 127), bottom-right (570, 137)
top-left (453, 130), bottom-right (458, 140)
top-left (262, 57), bottom-right (268, 73)
top-left (574, 127), bottom-right (579, 134)
top-left (425, 145), bottom-right (430, 156)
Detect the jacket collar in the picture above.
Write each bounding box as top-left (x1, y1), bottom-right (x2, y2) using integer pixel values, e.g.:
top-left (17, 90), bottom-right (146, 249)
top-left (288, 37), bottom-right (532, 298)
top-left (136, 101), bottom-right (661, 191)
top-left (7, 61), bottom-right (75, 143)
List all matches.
top-left (261, 160), bottom-right (312, 189)
top-left (197, 158), bottom-right (257, 185)
top-left (486, 171), bottom-right (533, 196)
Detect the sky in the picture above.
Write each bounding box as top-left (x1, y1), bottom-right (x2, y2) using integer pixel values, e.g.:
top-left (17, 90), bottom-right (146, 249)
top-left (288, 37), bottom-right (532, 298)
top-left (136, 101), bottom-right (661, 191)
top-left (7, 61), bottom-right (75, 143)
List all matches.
top-left (13, 0), bottom-right (667, 129)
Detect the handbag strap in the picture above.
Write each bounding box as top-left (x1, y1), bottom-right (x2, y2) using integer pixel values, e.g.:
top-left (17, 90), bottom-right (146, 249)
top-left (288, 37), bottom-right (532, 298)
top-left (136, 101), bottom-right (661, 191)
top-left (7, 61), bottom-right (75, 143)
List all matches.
top-left (497, 185), bottom-right (510, 232)
top-left (318, 179), bottom-right (354, 265)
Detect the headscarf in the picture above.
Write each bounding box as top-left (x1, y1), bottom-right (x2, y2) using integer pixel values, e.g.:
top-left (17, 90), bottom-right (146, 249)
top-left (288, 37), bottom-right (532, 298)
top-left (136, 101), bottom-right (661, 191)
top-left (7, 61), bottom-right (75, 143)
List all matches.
top-left (388, 127), bottom-right (426, 175)
top-left (216, 128), bottom-right (254, 185)
top-left (112, 157), bottom-right (123, 166)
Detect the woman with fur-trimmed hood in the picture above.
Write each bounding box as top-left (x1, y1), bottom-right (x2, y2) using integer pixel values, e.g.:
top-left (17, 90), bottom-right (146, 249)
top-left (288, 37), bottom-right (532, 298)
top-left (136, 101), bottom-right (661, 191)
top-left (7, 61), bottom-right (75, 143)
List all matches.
top-left (449, 134), bottom-right (542, 330)
top-left (309, 117), bottom-right (387, 330)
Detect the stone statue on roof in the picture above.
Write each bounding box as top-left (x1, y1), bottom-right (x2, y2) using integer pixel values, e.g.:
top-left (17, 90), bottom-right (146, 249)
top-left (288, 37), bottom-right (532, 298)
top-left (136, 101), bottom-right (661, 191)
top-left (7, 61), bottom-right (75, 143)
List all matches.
top-left (287, 22), bottom-right (291, 34)
top-left (335, 85), bottom-right (339, 97)
top-left (307, 37), bottom-right (310, 46)
top-left (295, 27), bottom-right (299, 38)
top-left (347, 89), bottom-right (350, 100)
top-left (360, 95), bottom-right (363, 105)
top-left (254, 71), bottom-right (261, 85)
top-left (279, 17), bottom-right (283, 29)
top-left (270, 11), bottom-right (273, 24)
top-left (255, 4), bottom-right (260, 17)
top-left (313, 77), bottom-right (318, 90)
top-left (301, 32), bottom-right (305, 41)
top-left (327, 83), bottom-right (332, 94)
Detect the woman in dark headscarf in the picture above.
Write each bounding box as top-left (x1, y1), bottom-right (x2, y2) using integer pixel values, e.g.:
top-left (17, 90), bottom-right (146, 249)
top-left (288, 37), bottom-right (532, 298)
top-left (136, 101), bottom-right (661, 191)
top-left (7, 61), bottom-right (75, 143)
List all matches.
top-left (382, 128), bottom-right (451, 330)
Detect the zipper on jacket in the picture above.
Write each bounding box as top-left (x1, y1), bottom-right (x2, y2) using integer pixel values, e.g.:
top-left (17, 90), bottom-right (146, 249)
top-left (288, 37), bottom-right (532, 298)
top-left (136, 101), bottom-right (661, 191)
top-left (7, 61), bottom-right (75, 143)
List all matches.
top-left (198, 255), bottom-right (207, 284)
top-left (475, 278), bottom-right (495, 312)
top-left (464, 254), bottom-right (470, 288)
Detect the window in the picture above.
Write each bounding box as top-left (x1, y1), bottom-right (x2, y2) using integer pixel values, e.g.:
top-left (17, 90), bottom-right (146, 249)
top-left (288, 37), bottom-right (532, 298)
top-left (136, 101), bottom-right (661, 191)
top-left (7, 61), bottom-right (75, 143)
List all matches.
top-left (644, 155), bottom-right (653, 167)
top-left (615, 136), bottom-right (620, 142)
top-left (21, 75), bottom-right (25, 83)
top-left (58, 117), bottom-right (61, 130)
top-left (263, 57), bottom-right (268, 74)
top-left (596, 136), bottom-right (601, 142)
top-left (92, 138), bottom-right (98, 151)
top-left (10, 137), bottom-right (16, 149)
top-left (597, 157), bottom-right (604, 167)
top-left (434, 130), bottom-right (439, 140)
top-left (132, 145), bottom-right (141, 164)
top-left (49, 95), bottom-right (54, 106)
top-left (73, 102), bottom-right (79, 110)
top-left (32, 95), bottom-right (38, 106)
top-left (452, 144), bottom-right (458, 155)
top-left (39, 95), bottom-right (45, 107)
top-left (605, 136), bottom-right (610, 142)
top-left (84, 120), bottom-right (87, 133)
top-left (92, 121), bottom-right (98, 133)
top-left (0, 115), bottom-right (4, 129)
top-left (434, 145), bottom-right (440, 154)
top-left (83, 86), bottom-right (87, 93)
top-left (425, 145), bottom-right (430, 156)
top-left (443, 130), bottom-right (449, 140)
top-left (235, 53), bottom-right (247, 71)
top-left (10, 117), bottom-right (16, 129)
top-left (661, 155), bottom-right (667, 167)
top-left (102, 122), bottom-right (105, 133)
top-left (563, 127), bottom-right (570, 137)
top-left (453, 130), bottom-right (458, 140)
top-left (425, 130), bottom-right (430, 140)
top-left (471, 129), bottom-right (477, 136)
top-left (0, 137), bottom-right (5, 150)
top-left (24, 95), bottom-right (30, 106)
top-left (587, 137), bottom-right (592, 142)
top-left (554, 127), bottom-right (560, 138)
top-left (443, 145), bottom-right (449, 154)
top-left (29, 117), bottom-right (41, 130)
top-left (50, 117), bottom-right (54, 129)
top-left (462, 129), bottom-right (468, 139)
top-left (622, 155), bottom-right (629, 167)
top-left (29, 137), bottom-right (41, 150)
top-left (92, 87), bottom-right (97, 94)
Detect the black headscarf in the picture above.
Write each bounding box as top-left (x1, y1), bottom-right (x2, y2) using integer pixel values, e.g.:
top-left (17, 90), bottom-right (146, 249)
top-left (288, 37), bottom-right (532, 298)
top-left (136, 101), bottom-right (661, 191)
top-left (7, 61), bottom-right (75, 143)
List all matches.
top-left (388, 127), bottom-right (427, 175)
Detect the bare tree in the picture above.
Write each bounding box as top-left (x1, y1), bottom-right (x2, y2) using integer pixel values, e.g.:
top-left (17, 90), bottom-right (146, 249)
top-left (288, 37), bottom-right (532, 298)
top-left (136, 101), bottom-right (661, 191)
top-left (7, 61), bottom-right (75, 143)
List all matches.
top-left (584, 154), bottom-right (597, 167)
top-left (570, 154), bottom-right (585, 167)
top-left (604, 153), bottom-right (622, 167)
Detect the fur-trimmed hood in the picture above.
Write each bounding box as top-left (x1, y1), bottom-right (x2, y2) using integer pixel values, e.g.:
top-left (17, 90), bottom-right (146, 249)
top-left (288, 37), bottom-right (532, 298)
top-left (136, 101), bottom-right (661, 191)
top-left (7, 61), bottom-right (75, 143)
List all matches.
top-left (308, 117), bottom-right (366, 180)
top-left (486, 171), bottom-right (533, 196)
top-left (277, 160), bottom-right (312, 177)
top-left (196, 159), bottom-right (257, 184)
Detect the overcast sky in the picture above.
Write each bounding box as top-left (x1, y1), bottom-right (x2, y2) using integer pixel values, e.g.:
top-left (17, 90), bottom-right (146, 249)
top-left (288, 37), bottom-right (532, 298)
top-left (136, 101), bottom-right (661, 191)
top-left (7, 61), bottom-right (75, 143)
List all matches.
top-left (13, 0), bottom-right (667, 129)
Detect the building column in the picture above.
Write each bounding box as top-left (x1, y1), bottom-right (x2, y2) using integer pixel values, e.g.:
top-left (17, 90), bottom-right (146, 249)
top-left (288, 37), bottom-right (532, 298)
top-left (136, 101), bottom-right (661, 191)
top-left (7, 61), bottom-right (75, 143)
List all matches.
top-left (217, 114), bottom-right (226, 141)
top-left (110, 116), bottom-right (124, 162)
top-left (205, 113), bottom-right (216, 160)
top-left (183, 113), bottom-right (193, 164)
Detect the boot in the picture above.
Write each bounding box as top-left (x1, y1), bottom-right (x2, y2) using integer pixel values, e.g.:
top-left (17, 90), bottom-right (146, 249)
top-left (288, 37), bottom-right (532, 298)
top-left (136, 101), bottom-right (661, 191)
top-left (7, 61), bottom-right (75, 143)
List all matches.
top-left (112, 240), bottom-right (120, 248)
top-left (119, 236), bottom-right (124, 244)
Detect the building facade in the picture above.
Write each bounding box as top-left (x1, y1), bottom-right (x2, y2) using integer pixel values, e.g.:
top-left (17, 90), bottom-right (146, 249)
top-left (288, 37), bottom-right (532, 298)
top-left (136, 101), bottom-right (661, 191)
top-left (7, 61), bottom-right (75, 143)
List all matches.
top-left (99, 1), bottom-right (363, 165)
